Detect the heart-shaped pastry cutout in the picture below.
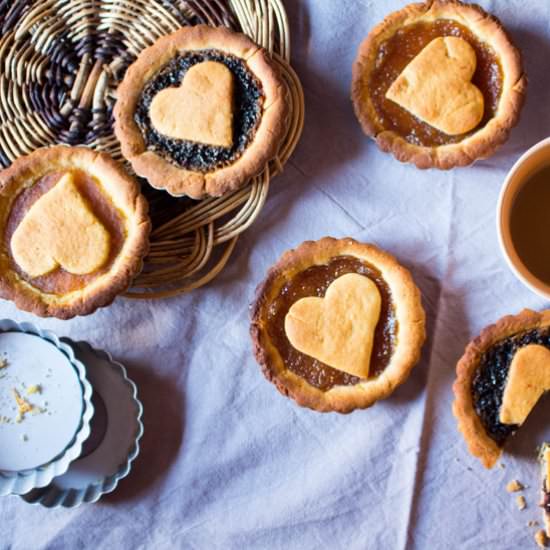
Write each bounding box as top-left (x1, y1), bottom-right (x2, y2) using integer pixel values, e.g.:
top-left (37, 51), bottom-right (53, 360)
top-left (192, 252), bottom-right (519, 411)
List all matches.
top-left (149, 60), bottom-right (234, 148)
top-left (11, 172), bottom-right (111, 277)
top-left (499, 344), bottom-right (550, 425)
top-left (284, 273), bottom-right (382, 379)
top-left (386, 36), bottom-right (484, 135)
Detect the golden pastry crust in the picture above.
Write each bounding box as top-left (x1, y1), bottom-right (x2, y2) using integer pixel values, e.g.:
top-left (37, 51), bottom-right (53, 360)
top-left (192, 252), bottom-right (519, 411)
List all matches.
top-left (0, 145), bottom-right (151, 319)
top-left (250, 237), bottom-right (426, 413)
top-left (351, 0), bottom-right (527, 169)
top-left (114, 25), bottom-right (289, 199)
top-left (453, 309), bottom-right (550, 469)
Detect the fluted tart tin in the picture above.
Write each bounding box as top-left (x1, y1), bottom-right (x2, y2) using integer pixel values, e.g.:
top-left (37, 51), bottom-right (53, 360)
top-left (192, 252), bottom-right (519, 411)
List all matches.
top-left (21, 340), bottom-right (143, 508)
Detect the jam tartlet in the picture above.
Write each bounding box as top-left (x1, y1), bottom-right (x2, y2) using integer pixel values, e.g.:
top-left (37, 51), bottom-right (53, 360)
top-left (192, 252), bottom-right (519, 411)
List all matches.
top-left (0, 146), bottom-right (150, 319)
top-left (351, 0), bottom-right (526, 169)
top-left (453, 310), bottom-right (550, 468)
top-left (250, 238), bottom-right (426, 413)
top-left (114, 25), bottom-right (288, 199)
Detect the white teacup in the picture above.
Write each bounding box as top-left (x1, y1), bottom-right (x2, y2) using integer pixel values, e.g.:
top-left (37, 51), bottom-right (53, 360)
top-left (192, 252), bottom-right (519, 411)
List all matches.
top-left (497, 137), bottom-right (550, 301)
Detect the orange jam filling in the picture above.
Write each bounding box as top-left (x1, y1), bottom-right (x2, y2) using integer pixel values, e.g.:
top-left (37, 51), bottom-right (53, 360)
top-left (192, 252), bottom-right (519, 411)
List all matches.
top-left (5, 170), bottom-right (126, 294)
top-left (266, 256), bottom-right (398, 391)
top-left (369, 19), bottom-right (503, 146)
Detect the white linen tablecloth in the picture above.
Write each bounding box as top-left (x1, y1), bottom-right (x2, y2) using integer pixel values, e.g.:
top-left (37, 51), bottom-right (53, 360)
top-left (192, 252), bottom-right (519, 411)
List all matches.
top-left (2, 1), bottom-right (550, 548)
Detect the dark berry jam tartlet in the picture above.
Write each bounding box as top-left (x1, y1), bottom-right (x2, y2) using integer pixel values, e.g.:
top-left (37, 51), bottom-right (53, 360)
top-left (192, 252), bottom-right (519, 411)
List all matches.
top-left (115, 25), bottom-right (288, 199)
top-left (454, 310), bottom-right (550, 468)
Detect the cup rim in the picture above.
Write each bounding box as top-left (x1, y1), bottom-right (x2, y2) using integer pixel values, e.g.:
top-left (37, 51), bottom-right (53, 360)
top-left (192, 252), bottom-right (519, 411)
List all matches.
top-left (497, 136), bottom-right (550, 301)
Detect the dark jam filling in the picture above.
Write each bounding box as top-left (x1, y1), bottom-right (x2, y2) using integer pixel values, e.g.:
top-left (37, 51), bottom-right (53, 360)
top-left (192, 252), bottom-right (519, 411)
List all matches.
top-left (472, 328), bottom-right (550, 447)
top-left (266, 256), bottom-right (398, 392)
top-left (369, 19), bottom-right (503, 147)
top-left (135, 50), bottom-right (264, 172)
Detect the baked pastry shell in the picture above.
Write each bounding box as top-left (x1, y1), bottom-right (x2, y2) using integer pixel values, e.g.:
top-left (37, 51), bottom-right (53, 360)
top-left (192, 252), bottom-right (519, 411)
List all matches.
top-left (351, 0), bottom-right (527, 169)
top-left (453, 309), bottom-right (550, 468)
top-left (0, 145), bottom-right (151, 319)
top-left (250, 237), bottom-right (426, 413)
top-left (114, 24), bottom-right (289, 199)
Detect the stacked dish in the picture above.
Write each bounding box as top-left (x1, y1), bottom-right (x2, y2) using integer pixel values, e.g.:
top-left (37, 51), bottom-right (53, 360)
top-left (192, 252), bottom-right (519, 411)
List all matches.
top-left (0, 320), bottom-right (142, 507)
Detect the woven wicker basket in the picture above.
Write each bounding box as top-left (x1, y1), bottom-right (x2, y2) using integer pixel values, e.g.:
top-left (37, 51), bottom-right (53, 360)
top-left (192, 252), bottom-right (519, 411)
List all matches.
top-left (0, 0), bottom-right (304, 299)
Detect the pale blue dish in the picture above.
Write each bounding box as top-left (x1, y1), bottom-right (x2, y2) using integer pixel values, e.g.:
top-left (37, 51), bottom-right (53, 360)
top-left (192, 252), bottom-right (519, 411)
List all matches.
top-left (0, 320), bottom-right (94, 496)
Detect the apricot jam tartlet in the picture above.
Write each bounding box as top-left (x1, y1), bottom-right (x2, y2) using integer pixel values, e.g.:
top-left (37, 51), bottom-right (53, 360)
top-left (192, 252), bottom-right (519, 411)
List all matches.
top-left (351, 0), bottom-right (526, 169)
top-left (0, 146), bottom-right (150, 319)
top-left (250, 238), bottom-right (426, 413)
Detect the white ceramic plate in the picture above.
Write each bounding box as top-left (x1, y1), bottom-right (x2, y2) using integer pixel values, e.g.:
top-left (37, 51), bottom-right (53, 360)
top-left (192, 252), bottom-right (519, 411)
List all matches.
top-left (0, 333), bottom-right (84, 471)
top-left (0, 320), bottom-right (93, 496)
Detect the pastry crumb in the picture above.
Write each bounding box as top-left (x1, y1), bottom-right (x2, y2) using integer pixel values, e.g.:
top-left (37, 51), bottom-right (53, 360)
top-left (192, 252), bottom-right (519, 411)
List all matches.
top-left (20, 434), bottom-right (28, 442)
top-left (506, 479), bottom-right (524, 492)
top-left (13, 389), bottom-right (34, 414)
top-left (499, 462), bottom-right (506, 469)
top-left (0, 358), bottom-right (7, 370)
top-left (535, 530), bottom-right (548, 548)
top-left (26, 384), bottom-right (41, 395)
top-left (529, 521), bottom-right (540, 528)
top-left (516, 495), bottom-right (527, 510)
top-left (12, 388), bottom-right (41, 422)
